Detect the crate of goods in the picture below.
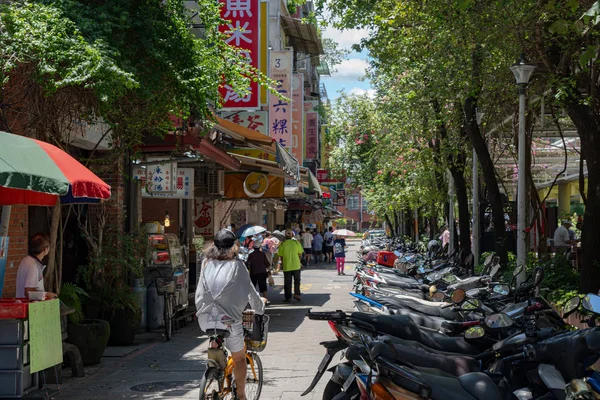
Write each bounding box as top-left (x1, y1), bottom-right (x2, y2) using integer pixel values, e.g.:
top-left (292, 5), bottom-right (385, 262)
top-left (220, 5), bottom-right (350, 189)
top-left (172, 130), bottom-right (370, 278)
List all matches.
top-left (0, 344), bottom-right (28, 370)
top-left (0, 299), bottom-right (30, 320)
top-left (0, 365), bottom-right (37, 397)
top-left (376, 251), bottom-right (398, 267)
top-left (0, 320), bottom-right (27, 345)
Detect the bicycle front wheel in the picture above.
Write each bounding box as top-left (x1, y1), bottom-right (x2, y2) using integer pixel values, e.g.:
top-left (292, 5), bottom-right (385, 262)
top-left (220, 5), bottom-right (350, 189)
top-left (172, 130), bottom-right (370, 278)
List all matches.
top-left (244, 352), bottom-right (263, 400)
top-left (164, 295), bottom-right (173, 341)
top-left (199, 367), bottom-right (222, 400)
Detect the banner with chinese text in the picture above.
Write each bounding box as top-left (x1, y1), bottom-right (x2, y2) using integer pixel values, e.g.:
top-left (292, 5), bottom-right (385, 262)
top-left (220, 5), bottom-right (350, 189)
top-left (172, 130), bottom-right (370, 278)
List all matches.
top-left (137, 168), bottom-right (194, 199)
top-left (219, 0), bottom-right (260, 109)
top-left (269, 50), bottom-right (293, 149)
top-left (194, 199), bottom-right (215, 236)
top-left (219, 111), bottom-right (268, 135)
top-left (134, 160), bottom-right (176, 193)
top-left (304, 100), bottom-right (319, 159)
top-left (259, 0), bottom-right (268, 105)
top-left (291, 73), bottom-right (304, 164)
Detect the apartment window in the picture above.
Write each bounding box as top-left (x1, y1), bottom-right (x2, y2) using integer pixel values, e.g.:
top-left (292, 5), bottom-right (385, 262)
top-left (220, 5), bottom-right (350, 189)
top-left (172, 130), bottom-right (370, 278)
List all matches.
top-left (347, 195), bottom-right (359, 211)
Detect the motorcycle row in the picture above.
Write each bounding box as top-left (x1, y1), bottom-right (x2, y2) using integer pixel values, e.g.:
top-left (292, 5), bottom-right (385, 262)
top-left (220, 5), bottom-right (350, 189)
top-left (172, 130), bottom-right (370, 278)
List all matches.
top-left (302, 239), bottom-right (600, 400)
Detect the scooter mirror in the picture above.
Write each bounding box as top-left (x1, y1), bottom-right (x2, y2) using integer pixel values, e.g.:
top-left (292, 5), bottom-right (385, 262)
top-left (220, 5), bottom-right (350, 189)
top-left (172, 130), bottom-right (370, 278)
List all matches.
top-left (513, 265), bottom-right (523, 277)
top-left (562, 296), bottom-right (581, 317)
top-left (582, 294), bottom-right (600, 315)
top-left (464, 326), bottom-right (485, 340)
top-left (534, 267), bottom-right (544, 286)
top-left (489, 264), bottom-right (501, 279)
top-left (492, 284), bottom-right (510, 296)
top-left (431, 291), bottom-right (445, 302)
top-left (485, 313), bottom-right (514, 329)
top-left (450, 289), bottom-right (466, 304)
top-left (462, 299), bottom-right (482, 310)
top-left (443, 274), bottom-right (458, 284)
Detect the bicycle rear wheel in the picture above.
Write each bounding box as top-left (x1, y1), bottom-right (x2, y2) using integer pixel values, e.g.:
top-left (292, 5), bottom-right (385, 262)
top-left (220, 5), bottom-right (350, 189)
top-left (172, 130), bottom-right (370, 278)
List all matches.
top-left (244, 352), bottom-right (263, 400)
top-left (199, 367), bottom-right (222, 400)
top-left (164, 295), bottom-right (173, 341)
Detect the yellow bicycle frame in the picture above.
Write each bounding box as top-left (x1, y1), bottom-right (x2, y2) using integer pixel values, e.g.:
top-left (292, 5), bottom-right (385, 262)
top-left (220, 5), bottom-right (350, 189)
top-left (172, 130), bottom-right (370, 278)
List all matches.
top-left (214, 352), bottom-right (259, 397)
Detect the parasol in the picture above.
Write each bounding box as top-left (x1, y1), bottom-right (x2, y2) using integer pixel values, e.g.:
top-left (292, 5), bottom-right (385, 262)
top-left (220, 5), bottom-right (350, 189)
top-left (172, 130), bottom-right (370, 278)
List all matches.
top-left (0, 131), bottom-right (111, 205)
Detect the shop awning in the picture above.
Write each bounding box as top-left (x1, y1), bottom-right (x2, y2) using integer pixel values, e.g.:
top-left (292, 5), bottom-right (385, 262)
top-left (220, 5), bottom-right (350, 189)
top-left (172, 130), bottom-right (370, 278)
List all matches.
top-left (281, 17), bottom-right (324, 55)
top-left (214, 116), bottom-right (273, 145)
top-left (228, 153), bottom-right (287, 177)
top-left (141, 134), bottom-right (241, 171)
top-left (300, 167), bottom-right (323, 196)
top-left (275, 141), bottom-right (300, 181)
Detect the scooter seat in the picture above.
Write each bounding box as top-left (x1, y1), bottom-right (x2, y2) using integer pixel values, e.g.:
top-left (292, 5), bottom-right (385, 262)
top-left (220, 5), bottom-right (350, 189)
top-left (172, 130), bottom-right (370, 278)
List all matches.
top-left (351, 312), bottom-right (479, 355)
top-left (370, 341), bottom-right (480, 376)
top-left (368, 293), bottom-right (457, 320)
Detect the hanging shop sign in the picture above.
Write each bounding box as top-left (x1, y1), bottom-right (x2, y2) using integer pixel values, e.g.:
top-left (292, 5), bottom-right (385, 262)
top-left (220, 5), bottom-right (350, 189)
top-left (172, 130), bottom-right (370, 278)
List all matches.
top-left (304, 100), bottom-right (319, 160)
top-left (194, 199), bottom-right (215, 237)
top-left (333, 189), bottom-right (346, 206)
top-left (291, 73), bottom-right (304, 164)
top-left (133, 161), bottom-right (177, 193)
top-left (219, 0), bottom-right (260, 109)
top-left (243, 172), bottom-right (269, 198)
top-left (135, 167), bottom-right (194, 199)
top-left (219, 111), bottom-right (269, 135)
top-left (269, 50), bottom-right (293, 149)
top-left (225, 173), bottom-right (284, 199)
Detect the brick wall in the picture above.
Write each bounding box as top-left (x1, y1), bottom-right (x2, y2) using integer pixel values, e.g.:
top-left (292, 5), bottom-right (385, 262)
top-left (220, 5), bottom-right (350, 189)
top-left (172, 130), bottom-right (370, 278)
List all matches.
top-left (2, 205), bottom-right (29, 298)
top-left (142, 198), bottom-right (180, 235)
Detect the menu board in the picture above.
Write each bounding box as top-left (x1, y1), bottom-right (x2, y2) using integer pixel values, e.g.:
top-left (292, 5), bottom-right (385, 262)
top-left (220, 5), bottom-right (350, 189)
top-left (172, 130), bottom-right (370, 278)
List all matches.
top-left (29, 299), bottom-right (62, 373)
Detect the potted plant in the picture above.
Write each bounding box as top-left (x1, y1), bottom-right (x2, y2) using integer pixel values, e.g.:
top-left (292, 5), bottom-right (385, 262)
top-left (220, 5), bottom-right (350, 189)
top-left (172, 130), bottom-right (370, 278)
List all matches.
top-left (59, 283), bottom-right (110, 365)
top-left (79, 229), bottom-right (147, 346)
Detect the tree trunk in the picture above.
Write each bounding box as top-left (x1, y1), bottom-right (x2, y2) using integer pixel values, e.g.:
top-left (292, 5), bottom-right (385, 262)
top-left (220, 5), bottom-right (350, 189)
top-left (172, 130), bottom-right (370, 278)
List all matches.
top-left (464, 97), bottom-right (508, 265)
top-left (449, 166), bottom-right (472, 256)
top-left (564, 102), bottom-right (600, 293)
top-left (45, 200), bottom-right (61, 293)
top-left (385, 213), bottom-right (395, 237)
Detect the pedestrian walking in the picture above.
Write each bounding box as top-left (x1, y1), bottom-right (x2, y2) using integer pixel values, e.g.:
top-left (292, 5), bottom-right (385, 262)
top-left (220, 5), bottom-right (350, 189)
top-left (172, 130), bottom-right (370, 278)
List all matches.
top-left (246, 242), bottom-right (271, 305)
top-left (195, 229), bottom-right (266, 400)
top-left (301, 228), bottom-right (313, 266)
top-left (312, 230), bottom-right (324, 264)
top-left (333, 235), bottom-right (347, 275)
top-left (277, 229), bottom-right (304, 302)
top-left (323, 227), bottom-right (334, 263)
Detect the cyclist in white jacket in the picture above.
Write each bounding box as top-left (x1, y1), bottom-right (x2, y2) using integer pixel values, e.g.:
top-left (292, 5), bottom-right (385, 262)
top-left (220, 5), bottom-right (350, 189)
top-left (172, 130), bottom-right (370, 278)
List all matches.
top-left (196, 229), bottom-right (266, 400)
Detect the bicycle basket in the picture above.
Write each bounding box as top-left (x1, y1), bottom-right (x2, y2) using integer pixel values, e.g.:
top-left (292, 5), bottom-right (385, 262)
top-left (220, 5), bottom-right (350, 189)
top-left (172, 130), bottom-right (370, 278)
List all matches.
top-left (156, 278), bottom-right (175, 294)
top-left (245, 314), bottom-right (269, 352)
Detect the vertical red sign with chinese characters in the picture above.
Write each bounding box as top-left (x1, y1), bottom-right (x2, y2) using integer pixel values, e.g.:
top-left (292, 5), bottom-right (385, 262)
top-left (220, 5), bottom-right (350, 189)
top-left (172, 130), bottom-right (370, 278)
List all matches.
top-left (269, 50), bottom-right (293, 150)
top-left (219, 0), bottom-right (260, 110)
top-left (291, 73), bottom-right (304, 164)
top-left (304, 100), bottom-right (319, 159)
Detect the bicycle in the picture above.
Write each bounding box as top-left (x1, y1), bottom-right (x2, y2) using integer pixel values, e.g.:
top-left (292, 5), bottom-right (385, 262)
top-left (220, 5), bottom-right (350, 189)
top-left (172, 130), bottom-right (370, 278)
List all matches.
top-left (151, 267), bottom-right (183, 341)
top-left (199, 311), bottom-right (269, 400)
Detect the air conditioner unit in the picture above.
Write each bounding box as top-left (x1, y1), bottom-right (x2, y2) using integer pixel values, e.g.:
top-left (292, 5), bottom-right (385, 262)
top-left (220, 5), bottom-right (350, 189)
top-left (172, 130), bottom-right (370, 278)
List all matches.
top-left (207, 170), bottom-right (224, 197)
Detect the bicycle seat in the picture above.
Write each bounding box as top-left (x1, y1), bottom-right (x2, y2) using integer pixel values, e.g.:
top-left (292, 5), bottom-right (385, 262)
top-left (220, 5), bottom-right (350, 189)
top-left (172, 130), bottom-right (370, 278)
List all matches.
top-left (207, 329), bottom-right (231, 338)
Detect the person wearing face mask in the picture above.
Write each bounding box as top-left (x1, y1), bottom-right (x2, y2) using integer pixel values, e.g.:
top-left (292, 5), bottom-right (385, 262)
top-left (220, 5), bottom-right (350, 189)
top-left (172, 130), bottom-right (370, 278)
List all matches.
top-left (16, 233), bottom-right (58, 299)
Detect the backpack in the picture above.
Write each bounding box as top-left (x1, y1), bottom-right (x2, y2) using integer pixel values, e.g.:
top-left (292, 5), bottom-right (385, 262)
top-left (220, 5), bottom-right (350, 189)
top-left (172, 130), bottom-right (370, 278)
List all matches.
top-left (326, 234), bottom-right (333, 246)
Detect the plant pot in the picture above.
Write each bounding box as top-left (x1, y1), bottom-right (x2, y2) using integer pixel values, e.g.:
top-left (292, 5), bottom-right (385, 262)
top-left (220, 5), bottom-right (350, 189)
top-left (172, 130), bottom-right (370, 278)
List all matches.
top-left (66, 319), bottom-right (110, 365)
top-left (107, 308), bottom-right (141, 346)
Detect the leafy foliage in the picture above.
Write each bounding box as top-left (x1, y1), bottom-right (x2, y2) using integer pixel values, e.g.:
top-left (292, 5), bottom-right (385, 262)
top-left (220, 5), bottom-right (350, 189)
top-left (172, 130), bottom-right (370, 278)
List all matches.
top-left (0, 0), bottom-right (265, 147)
top-left (59, 282), bottom-right (88, 324)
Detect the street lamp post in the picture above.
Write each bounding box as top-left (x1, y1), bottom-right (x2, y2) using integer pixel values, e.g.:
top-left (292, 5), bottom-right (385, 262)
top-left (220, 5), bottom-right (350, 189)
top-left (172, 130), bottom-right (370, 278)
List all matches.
top-left (472, 111), bottom-right (484, 267)
top-left (510, 54), bottom-right (536, 286)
